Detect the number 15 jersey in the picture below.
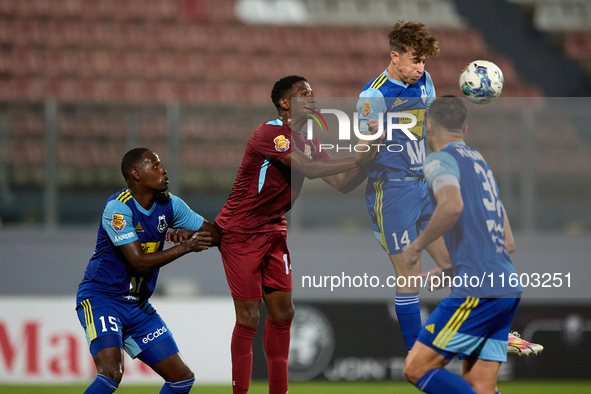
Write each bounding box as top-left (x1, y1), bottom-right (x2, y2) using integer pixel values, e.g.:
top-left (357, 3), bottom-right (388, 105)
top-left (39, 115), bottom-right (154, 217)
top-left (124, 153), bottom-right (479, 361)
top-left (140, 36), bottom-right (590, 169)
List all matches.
top-left (76, 189), bottom-right (204, 305)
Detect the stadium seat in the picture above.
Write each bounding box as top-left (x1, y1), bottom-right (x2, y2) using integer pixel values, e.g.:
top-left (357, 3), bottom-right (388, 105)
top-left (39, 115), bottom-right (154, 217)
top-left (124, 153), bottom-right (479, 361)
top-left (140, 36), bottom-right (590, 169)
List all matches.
top-left (177, 0), bottom-right (209, 21)
top-left (14, 20), bottom-right (43, 47)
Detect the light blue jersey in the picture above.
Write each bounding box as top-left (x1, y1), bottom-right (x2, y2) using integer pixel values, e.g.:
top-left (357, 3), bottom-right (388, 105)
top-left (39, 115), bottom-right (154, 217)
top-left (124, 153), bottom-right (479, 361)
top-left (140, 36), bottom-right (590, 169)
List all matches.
top-left (424, 142), bottom-right (522, 297)
top-left (357, 70), bottom-right (435, 180)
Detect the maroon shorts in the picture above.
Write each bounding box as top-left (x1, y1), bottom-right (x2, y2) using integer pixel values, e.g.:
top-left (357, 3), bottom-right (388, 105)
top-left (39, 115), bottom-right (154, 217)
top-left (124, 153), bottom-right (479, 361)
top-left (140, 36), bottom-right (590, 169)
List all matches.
top-left (218, 230), bottom-right (292, 300)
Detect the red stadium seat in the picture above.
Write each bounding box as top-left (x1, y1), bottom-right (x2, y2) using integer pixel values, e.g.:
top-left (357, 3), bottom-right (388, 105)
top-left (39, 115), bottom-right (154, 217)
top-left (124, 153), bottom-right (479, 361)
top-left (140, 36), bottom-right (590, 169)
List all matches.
top-left (177, 0), bottom-right (209, 21)
top-left (11, 49), bottom-right (41, 77)
top-left (13, 20), bottom-right (43, 47)
top-left (201, 0), bottom-right (237, 23)
top-left (0, 0), bottom-right (14, 16)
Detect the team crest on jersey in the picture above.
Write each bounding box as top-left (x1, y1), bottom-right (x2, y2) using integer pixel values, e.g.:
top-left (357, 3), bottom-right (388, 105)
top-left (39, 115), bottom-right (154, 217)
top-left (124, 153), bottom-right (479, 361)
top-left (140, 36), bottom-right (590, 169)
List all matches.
top-left (157, 215), bottom-right (168, 233)
top-left (304, 144), bottom-right (312, 158)
top-left (273, 135), bottom-right (290, 152)
top-left (360, 101), bottom-right (372, 119)
top-left (421, 85), bottom-right (427, 103)
top-left (111, 214), bottom-right (126, 231)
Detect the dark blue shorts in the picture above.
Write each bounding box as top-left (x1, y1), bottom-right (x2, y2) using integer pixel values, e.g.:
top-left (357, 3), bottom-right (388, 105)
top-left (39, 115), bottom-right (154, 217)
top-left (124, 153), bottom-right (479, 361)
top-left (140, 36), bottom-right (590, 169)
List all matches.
top-left (76, 296), bottom-right (178, 366)
top-left (417, 296), bottom-right (520, 362)
top-left (365, 177), bottom-right (432, 255)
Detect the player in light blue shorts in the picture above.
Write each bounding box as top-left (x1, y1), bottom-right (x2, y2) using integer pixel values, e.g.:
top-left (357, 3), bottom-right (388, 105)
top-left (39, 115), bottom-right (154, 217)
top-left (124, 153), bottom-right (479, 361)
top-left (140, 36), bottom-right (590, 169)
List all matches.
top-left (76, 148), bottom-right (218, 394)
top-left (401, 97), bottom-right (522, 394)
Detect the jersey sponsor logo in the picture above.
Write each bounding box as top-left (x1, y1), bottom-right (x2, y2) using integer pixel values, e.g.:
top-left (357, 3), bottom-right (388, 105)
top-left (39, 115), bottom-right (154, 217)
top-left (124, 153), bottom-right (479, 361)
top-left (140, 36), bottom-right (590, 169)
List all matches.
top-left (113, 232), bottom-right (135, 242)
top-left (360, 101), bottom-right (373, 119)
top-left (141, 241), bottom-right (161, 253)
top-left (142, 326), bottom-right (168, 344)
top-left (157, 215), bottom-right (168, 233)
top-left (273, 135), bottom-right (290, 152)
top-left (135, 222), bottom-right (144, 233)
top-left (111, 214), bottom-right (126, 231)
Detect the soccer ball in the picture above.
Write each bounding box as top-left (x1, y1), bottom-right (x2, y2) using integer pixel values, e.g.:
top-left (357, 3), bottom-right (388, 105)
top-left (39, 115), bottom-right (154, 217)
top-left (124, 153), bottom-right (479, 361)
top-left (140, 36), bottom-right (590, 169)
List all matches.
top-left (459, 60), bottom-right (504, 104)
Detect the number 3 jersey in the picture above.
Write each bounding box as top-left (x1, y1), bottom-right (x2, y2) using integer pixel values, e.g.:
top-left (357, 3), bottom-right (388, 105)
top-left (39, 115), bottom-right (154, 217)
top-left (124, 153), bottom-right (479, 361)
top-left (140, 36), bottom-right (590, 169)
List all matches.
top-left (357, 70), bottom-right (435, 180)
top-left (424, 142), bottom-right (522, 297)
top-left (76, 189), bottom-right (204, 304)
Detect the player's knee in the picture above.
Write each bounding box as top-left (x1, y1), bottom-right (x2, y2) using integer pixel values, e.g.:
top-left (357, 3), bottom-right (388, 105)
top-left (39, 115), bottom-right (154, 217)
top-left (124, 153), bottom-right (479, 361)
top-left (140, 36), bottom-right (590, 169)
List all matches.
top-left (464, 378), bottom-right (497, 394)
top-left (403, 359), bottom-right (422, 384)
top-left (97, 366), bottom-right (123, 384)
top-left (177, 367), bottom-right (195, 382)
top-left (268, 303), bottom-right (294, 322)
top-left (237, 308), bottom-right (260, 327)
top-left (279, 303), bottom-right (295, 322)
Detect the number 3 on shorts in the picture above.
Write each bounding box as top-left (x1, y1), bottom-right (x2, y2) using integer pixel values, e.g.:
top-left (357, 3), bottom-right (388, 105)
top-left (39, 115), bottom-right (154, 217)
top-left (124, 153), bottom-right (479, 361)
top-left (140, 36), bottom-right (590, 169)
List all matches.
top-left (283, 254), bottom-right (291, 274)
top-left (392, 230), bottom-right (410, 251)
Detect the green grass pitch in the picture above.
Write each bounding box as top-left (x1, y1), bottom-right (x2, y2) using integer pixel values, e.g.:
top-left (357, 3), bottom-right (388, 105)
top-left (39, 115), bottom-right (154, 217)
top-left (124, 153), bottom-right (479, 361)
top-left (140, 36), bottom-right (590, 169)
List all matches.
top-left (2, 381), bottom-right (591, 393)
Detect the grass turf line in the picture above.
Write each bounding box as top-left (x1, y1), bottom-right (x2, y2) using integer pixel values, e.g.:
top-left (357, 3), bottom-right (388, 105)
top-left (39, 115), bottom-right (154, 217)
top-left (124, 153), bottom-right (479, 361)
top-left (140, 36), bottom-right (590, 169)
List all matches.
top-left (1, 381), bottom-right (590, 393)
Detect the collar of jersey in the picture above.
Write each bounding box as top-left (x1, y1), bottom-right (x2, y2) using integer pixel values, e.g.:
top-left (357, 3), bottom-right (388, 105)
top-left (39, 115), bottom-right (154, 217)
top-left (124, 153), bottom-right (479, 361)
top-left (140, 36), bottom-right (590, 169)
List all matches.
top-left (444, 141), bottom-right (466, 149)
top-left (383, 69), bottom-right (409, 88)
top-left (131, 197), bottom-right (156, 215)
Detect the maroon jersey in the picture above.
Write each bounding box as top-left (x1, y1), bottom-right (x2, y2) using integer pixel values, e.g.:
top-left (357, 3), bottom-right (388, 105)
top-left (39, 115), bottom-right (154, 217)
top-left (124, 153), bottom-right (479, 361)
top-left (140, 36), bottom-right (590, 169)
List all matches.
top-left (215, 119), bottom-right (330, 233)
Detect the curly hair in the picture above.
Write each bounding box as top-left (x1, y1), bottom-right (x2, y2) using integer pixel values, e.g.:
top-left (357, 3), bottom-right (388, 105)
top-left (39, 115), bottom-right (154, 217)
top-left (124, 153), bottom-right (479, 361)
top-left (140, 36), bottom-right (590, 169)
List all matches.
top-left (388, 20), bottom-right (440, 59)
top-left (271, 75), bottom-right (307, 111)
top-left (121, 147), bottom-right (149, 182)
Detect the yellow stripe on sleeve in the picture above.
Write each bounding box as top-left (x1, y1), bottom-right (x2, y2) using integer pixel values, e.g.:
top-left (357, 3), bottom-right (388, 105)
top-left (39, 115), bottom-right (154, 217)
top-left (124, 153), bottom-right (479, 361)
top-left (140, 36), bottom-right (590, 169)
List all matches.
top-left (116, 191), bottom-right (130, 202)
top-left (115, 190), bottom-right (127, 201)
top-left (374, 75), bottom-right (388, 90)
top-left (370, 74), bottom-right (387, 90)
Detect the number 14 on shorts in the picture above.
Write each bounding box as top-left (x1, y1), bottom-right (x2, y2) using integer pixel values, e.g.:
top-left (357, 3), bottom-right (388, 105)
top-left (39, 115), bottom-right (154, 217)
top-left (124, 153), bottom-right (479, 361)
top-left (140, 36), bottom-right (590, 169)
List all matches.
top-left (392, 230), bottom-right (410, 251)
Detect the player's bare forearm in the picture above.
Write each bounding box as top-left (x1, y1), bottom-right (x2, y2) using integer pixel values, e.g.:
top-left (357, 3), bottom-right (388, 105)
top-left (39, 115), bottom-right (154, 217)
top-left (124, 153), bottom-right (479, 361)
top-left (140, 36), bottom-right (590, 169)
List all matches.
top-left (503, 211), bottom-right (515, 254)
top-left (121, 232), bottom-right (213, 272)
top-left (424, 236), bottom-right (452, 270)
top-left (280, 151), bottom-right (359, 179)
top-left (322, 165), bottom-right (368, 193)
top-left (403, 186), bottom-right (463, 264)
top-left (167, 221), bottom-right (220, 246)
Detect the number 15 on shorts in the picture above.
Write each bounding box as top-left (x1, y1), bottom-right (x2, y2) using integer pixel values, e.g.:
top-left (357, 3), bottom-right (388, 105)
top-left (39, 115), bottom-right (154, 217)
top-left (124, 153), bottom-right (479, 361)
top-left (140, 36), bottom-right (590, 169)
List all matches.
top-left (392, 230), bottom-right (410, 251)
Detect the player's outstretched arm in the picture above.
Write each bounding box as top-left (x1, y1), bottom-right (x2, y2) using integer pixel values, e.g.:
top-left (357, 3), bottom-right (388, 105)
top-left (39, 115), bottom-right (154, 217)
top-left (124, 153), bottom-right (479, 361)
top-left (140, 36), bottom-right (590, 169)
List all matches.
top-left (403, 185), bottom-right (463, 265)
top-left (166, 221), bottom-right (220, 247)
top-left (503, 210), bottom-right (515, 254)
top-left (280, 150), bottom-right (359, 179)
top-left (119, 231), bottom-right (213, 273)
top-left (322, 164), bottom-right (369, 193)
